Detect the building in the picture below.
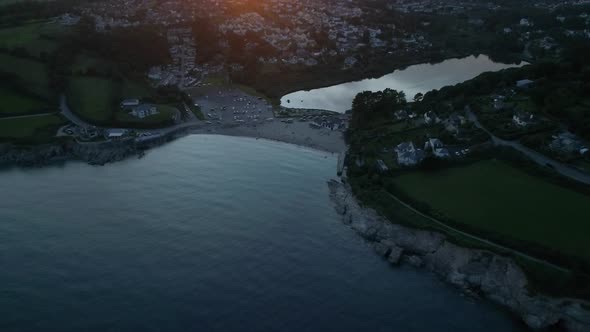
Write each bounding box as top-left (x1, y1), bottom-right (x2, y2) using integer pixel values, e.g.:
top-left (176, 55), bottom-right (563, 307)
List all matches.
top-left (424, 138), bottom-right (444, 151)
top-left (130, 104), bottom-right (158, 119)
top-left (549, 132), bottom-right (587, 155)
top-left (516, 79), bottom-right (534, 88)
top-left (376, 159), bottom-right (389, 173)
top-left (444, 113), bottom-right (465, 134)
top-left (424, 111), bottom-right (440, 125)
top-left (394, 142), bottom-right (425, 166)
top-left (106, 128), bottom-right (126, 139)
top-left (120, 99), bottom-right (140, 108)
top-left (512, 111), bottom-right (535, 127)
top-left (520, 18), bottom-right (532, 27)
top-left (394, 109), bottom-right (408, 120)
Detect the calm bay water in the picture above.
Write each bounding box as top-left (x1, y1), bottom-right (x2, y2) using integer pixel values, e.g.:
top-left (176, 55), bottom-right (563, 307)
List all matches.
top-left (280, 55), bottom-right (526, 112)
top-left (0, 135), bottom-right (523, 331)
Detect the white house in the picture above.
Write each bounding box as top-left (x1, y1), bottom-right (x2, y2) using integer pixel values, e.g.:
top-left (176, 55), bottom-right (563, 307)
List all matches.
top-left (513, 111), bottom-right (535, 127)
top-left (120, 99), bottom-right (140, 108)
top-left (394, 142), bottom-right (425, 166)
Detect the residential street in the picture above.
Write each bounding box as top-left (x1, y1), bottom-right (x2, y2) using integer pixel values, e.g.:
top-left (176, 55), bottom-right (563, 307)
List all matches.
top-left (467, 110), bottom-right (590, 185)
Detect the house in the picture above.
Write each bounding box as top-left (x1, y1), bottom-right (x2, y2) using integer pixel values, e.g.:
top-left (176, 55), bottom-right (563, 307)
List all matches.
top-left (549, 132), bottom-right (587, 155)
top-left (343, 56), bottom-right (357, 68)
top-left (492, 95), bottom-right (506, 110)
top-left (516, 79), bottom-right (534, 88)
top-left (130, 104), bottom-right (158, 119)
top-left (444, 113), bottom-right (465, 134)
top-left (512, 111), bottom-right (535, 127)
top-left (424, 111), bottom-right (440, 125)
top-left (376, 159), bottom-right (389, 173)
top-left (106, 128), bottom-right (126, 139)
top-left (120, 99), bottom-right (140, 108)
top-left (148, 66), bottom-right (162, 80)
top-left (424, 138), bottom-right (444, 151)
top-left (520, 18), bottom-right (532, 27)
top-left (433, 148), bottom-right (450, 158)
top-left (394, 109), bottom-right (408, 120)
top-left (394, 142), bottom-right (425, 166)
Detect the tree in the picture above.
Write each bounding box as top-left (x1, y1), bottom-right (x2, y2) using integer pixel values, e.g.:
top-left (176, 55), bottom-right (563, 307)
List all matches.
top-left (413, 92), bottom-right (423, 102)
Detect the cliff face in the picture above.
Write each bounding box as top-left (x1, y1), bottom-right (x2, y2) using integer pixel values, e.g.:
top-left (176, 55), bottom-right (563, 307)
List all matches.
top-left (328, 179), bottom-right (590, 331)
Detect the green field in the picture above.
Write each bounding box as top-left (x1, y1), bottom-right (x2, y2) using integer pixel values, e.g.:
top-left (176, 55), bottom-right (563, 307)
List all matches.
top-left (390, 159), bottom-right (590, 261)
top-left (67, 76), bottom-right (116, 123)
top-left (0, 21), bottom-right (64, 57)
top-left (0, 53), bottom-right (50, 98)
top-left (0, 87), bottom-right (47, 116)
top-left (0, 114), bottom-right (65, 139)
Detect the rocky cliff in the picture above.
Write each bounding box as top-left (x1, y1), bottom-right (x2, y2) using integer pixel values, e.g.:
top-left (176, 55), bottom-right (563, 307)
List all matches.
top-left (328, 179), bottom-right (590, 331)
top-left (0, 134), bottom-right (176, 168)
top-left (0, 140), bottom-right (139, 167)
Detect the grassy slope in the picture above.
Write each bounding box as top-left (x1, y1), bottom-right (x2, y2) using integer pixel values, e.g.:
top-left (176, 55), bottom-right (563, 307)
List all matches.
top-left (0, 21), bottom-right (63, 57)
top-left (67, 76), bottom-right (115, 123)
top-left (0, 87), bottom-right (46, 116)
top-left (390, 159), bottom-right (590, 261)
top-left (0, 53), bottom-right (50, 98)
top-left (0, 114), bottom-right (65, 139)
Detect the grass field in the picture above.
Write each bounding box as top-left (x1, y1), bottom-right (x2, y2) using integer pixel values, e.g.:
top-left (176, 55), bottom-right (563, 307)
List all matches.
top-left (390, 159), bottom-right (590, 261)
top-left (0, 53), bottom-right (50, 98)
top-left (67, 76), bottom-right (116, 123)
top-left (70, 54), bottom-right (113, 75)
top-left (0, 114), bottom-right (65, 139)
top-left (0, 21), bottom-right (63, 57)
top-left (0, 87), bottom-right (47, 116)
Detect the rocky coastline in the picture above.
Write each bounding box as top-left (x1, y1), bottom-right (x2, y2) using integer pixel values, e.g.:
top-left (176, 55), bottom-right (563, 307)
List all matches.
top-left (328, 179), bottom-right (590, 331)
top-left (0, 134), bottom-right (177, 168)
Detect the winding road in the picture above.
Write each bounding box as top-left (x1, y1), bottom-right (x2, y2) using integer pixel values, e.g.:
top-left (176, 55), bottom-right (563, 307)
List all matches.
top-left (467, 110), bottom-right (590, 185)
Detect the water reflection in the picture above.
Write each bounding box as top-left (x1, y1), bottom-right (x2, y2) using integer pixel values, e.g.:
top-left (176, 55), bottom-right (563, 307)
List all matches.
top-left (280, 55), bottom-right (526, 112)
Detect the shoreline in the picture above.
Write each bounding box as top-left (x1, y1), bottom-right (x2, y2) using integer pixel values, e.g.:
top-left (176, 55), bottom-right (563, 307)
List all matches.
top-left (0, 121), bottom-right (346, 168)
top-left (327, 179), bottom-right (590, 331)
top-left (4, 121), bottom-right (590, 331)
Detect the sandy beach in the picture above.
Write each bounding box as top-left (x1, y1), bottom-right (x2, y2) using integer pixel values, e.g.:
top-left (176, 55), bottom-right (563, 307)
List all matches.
top-left (186, 85), bottom-right (347, 153)
top-left (191, 121), bottom-right (346, 153)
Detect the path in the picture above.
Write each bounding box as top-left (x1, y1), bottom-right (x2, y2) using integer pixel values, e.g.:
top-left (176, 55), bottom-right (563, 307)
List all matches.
top-left (383, 191), bottom-right (570, 273)
top-left (467, 110), bottom-right (590, 185)
top-left (60, 95), bottom-right (91, 128)
top-left (0, 112), bottom-right (57, 120)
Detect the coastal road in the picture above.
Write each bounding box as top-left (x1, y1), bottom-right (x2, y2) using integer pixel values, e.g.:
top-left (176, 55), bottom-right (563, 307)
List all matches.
top-left (60, 95), bottom-right (92, 128)
top-left (467, 110), bottom-right (590, 185)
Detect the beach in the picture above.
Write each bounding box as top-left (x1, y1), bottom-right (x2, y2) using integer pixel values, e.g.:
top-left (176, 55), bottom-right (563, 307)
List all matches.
top-left (188, 85), bottom-right (347, 153)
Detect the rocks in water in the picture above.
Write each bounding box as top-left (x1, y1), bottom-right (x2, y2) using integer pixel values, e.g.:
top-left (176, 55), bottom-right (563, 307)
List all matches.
top-left (0, 134), bottom-right (174, 168)
top-left (327, 179), bottom-right (590, 332)
top-left (404, 255), bottom-right (423, 267)
top-left (372, 240), bottom-right (403, 265)
top-left (387, 245), bottom-right (403, 265)
top-left (372, 241), bottom-right (391, 257)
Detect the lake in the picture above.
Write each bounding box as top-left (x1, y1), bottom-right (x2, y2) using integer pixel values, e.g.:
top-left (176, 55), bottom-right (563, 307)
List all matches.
top-left (0, 135), bottom-right (524, 331)
top-left (280, 55), bottom-right (526, 112)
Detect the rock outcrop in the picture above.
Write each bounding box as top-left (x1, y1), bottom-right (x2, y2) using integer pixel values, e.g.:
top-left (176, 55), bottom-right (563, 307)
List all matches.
top-left (328, 179), bottom-right (590, 331)
top-left (0, 134), bottom-right (174, 167)
top-left (0, 140), bottom-right (139, 167)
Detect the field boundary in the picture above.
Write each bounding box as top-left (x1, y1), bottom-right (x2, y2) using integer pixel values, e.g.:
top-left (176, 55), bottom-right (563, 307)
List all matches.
top-left (382, 190), bottom-right (571, 273)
